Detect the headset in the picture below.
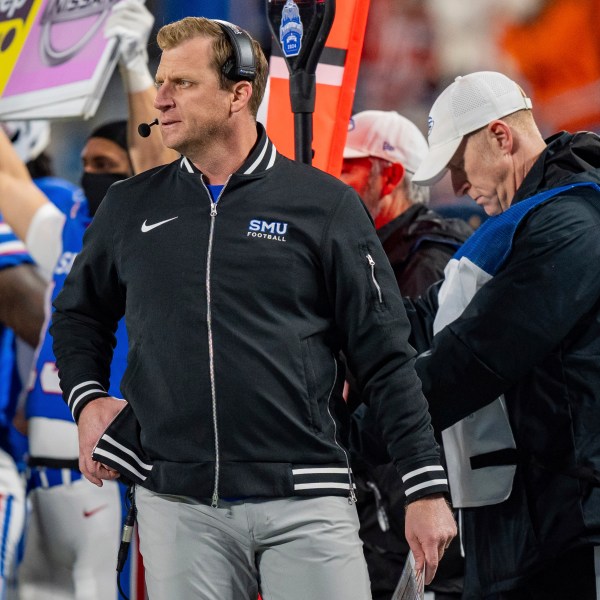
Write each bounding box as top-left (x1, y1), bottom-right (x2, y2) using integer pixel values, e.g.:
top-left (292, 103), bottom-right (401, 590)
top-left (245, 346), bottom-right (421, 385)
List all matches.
top-left (213, 20), bottom-right (257, 82)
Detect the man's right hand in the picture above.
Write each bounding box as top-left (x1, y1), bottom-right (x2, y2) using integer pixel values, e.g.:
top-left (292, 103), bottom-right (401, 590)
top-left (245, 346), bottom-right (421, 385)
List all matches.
top-left (104, 0), bottom-right (154, 93)
top-left (78, 396), bottom-right (126, 486)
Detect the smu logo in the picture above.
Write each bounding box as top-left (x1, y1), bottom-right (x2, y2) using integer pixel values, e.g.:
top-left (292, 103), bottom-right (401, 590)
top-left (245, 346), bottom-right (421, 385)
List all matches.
top-left (247, 219), bottom-right (288, 242)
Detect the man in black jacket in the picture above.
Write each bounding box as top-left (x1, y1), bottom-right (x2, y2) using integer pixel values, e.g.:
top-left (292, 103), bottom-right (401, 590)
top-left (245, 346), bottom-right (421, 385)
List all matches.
top-left (49, 17), bottom-right (456, 600)
top-left (410, 71), bottom-right (600, 599)
top-left (341, 110), bottom-right (472, 299)
top-left (342, 110), bottom-right (471, 599)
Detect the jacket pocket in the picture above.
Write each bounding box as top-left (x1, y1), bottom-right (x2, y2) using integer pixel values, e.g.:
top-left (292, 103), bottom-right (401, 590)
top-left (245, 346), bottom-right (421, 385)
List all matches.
top-left (300, 334), bottom-right (337, 435)
top-left (92, 403), bottom-right (153, 485)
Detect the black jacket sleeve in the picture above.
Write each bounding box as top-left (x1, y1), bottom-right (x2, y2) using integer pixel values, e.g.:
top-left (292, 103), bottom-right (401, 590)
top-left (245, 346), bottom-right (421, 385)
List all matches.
top-left (322, 189), bottom-right (449, 502)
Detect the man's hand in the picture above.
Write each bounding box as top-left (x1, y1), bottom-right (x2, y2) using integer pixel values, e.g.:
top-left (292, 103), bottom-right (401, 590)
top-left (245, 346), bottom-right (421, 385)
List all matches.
top-left (405, 493), bottom-right (457, 585)
top-left (78, 396), bottom-right (126, 487)
top-left (104, 0), bottom-right (154, 93)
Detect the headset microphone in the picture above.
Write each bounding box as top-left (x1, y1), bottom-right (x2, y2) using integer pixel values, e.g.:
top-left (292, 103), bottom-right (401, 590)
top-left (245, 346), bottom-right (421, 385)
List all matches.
top-left (137, 118), bottom-right (159, 138)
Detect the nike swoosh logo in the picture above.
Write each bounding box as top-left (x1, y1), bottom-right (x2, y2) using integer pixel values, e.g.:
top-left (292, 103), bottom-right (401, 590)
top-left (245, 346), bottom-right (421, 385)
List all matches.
top-left (141, 217), bottom-right (178, 232)
top-left (83, 504), bottom-right (108, 518)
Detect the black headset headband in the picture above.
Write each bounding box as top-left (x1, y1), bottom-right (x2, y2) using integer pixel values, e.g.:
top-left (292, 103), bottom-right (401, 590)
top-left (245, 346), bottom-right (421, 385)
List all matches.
top-left (214, 19), bottom-right (256, 82)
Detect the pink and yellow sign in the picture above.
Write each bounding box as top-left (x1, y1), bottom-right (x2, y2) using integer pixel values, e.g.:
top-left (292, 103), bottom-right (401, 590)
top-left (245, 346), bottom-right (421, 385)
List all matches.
top-left (0, 0), bottom-right (44, 94)
top-left (0, 0), bottom-right (121, 119)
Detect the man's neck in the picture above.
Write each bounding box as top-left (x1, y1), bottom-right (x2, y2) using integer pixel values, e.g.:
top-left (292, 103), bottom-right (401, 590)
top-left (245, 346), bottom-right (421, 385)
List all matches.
top-left (375, 193), bottom-right (413, 229)
top-left (511, 131), bottom-right (547, 198)
top-left (188, 121), bottom-right (259, 185)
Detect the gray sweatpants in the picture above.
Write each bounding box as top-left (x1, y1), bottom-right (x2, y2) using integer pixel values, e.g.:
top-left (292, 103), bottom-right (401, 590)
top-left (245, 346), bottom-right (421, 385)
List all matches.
top-left (135, 487), bottom-right (372, 600)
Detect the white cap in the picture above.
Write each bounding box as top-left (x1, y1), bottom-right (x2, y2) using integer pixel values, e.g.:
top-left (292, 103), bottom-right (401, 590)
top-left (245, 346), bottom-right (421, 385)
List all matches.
top-left (1, 120), bottom-right (51, 163)
top-left (343, 110), bottom-right (428, 174)
top-left (413, 71), bottom-right (532, 186)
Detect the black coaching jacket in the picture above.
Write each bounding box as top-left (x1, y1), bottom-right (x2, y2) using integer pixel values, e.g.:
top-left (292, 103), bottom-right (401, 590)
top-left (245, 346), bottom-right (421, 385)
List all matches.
top-left (50, 125), bottom-right (449, 504)
top-left (417, 131), bottom-right (600, 595)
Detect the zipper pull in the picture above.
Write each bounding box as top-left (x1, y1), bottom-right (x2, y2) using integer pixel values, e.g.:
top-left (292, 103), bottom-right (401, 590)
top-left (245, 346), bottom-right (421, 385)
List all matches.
top-left (366, 254), bottom-right (383, 303)
top-left (210, 203), bottom-right (217, 217)
top-left (348, 487), bottom-right (357, 505)
top-left (211, 491), bottom-right (219, 508)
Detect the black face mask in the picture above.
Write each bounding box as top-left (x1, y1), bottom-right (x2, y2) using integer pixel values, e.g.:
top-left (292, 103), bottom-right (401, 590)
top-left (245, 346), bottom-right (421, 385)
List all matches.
top-left (80, 172), bottom-right (129, 217)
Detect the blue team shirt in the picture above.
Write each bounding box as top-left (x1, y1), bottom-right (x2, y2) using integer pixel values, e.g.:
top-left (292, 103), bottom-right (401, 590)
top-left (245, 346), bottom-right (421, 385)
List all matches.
top-left (26, 189), bottom-right (128, 424)
top-left (0, 175), bottom-right (85, 460)
top-left (24, 178), bottom-right (136, 597)
top-left (0, 221), bottom-right (33, 459)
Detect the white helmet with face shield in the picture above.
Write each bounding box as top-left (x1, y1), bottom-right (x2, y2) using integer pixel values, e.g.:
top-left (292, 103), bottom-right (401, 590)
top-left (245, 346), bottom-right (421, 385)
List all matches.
top-left (1, 120), bottom-right (51, 164)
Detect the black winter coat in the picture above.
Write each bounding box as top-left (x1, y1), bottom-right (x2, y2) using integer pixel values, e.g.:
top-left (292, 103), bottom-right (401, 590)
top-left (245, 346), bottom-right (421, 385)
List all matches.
top-left (378, 203), bottom-right (472, 299)
top-left (417, 131), bottom-right (600, 595)
top-left (51, 125), bottom-right (449, 504)
top-left (352, 206), bottom-right (471, 599)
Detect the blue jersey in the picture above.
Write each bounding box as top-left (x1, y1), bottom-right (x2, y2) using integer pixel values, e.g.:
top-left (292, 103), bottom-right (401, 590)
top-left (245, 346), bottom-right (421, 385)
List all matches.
top-left (0, 219), bottom-right (34, 460)
top-left (0, 222), bottom-right (32, 270)
top-left (23, 180), bottom-right (140, 599)
top-left (35, 177), bottom-right (83, 218)
top-left (26, 199), bottom-right (128, 426)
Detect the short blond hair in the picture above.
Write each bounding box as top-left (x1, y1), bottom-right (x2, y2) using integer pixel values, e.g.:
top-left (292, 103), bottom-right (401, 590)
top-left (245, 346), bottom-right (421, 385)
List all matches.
top-left (157, 17), bottom-right (268, 117)
top-left (502, 109), bottom-right (541, 136)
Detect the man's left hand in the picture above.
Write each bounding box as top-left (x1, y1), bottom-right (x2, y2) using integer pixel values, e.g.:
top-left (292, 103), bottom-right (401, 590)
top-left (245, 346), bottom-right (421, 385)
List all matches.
top-left (405, 493), bottom-right (457, 585)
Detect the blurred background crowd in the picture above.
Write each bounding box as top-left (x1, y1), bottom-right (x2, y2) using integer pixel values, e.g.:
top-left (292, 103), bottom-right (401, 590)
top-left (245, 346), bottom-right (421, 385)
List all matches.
top-left (48, 0), bottom-right (600, 229)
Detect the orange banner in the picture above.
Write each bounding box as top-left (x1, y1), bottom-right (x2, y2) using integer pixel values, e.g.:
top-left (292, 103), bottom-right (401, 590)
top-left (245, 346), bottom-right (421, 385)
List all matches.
top-left (262, 1), bottom-right (370, 176)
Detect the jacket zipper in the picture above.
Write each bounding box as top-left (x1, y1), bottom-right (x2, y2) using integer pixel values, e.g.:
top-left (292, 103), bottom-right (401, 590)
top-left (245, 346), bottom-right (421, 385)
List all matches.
top-left (366, 254), bottom-right (383, 303)
top-left (325, 355), bottom-right (357, 504)
top-left (202, 177), bottom-right (230, 508)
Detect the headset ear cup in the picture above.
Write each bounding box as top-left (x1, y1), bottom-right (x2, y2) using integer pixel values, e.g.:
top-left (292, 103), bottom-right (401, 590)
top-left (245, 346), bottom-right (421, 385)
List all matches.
top-left (222, 58), bottom-right (236, 81)
top-left (214, 19), bottom-right (256, 82)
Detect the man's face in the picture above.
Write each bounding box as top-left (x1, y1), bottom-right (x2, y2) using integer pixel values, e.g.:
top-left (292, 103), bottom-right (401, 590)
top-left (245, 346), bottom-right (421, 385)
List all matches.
top-left (448, 130), bottom-right (512, 216)
top-left (81, 137), bottom-right (131, 175)
top-left (340, 156), bottom-right (385, 220)
top-left (154, 36), bottom-right (233, 156)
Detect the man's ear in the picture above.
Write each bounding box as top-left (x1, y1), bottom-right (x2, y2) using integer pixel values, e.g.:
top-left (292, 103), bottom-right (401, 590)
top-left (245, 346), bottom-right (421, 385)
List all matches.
top-left (230, 81), bottom-right (253, 114)
top-left (487, 120), bottom-right (513, 154)
top-left (381, 162), bottom-right (405, 196)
